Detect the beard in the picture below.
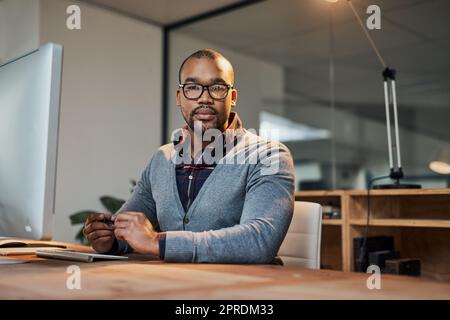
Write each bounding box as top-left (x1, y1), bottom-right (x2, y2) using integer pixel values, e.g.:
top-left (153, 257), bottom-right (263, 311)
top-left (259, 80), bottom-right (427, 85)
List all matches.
top-left (183, 105), bottom-right (227, 133)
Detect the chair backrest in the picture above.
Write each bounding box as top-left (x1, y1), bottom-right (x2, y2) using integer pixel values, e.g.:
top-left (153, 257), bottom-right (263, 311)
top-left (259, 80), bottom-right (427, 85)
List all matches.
top-left (278, 201), bottom-right (322, 269)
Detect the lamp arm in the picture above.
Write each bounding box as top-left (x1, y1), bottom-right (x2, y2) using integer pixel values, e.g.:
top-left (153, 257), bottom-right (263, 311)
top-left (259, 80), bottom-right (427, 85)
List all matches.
top-left (391, 79), bottom-right (403, 170)
top-left (347, 0), bottom-right (408, 181)
top-left (346, 0), bottom-right (386, 68)
top-left (383, 80), bottom-right (394, 170)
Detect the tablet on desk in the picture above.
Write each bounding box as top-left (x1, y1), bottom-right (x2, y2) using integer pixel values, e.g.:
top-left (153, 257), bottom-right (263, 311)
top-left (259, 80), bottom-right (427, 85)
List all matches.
top-left (36, 250), bottom-right (128, 263)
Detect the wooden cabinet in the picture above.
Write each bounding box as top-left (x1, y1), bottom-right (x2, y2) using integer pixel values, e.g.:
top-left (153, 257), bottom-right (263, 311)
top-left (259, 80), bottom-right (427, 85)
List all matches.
top-left (295, 189), bottom-right (450, 281)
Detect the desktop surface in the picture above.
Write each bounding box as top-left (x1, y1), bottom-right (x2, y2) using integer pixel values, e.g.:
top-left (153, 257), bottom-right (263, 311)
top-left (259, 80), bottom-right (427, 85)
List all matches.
top-left (0, 242), bottom-right (449, 300)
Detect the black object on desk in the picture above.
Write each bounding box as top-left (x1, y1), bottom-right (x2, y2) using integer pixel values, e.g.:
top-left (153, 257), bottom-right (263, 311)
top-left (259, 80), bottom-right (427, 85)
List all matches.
top-left (368, 250), bottom-right (400, 271)
top-left (353, 236), bottom-right (395, 272)
top-left (385, 258), bottom-right (421, 277)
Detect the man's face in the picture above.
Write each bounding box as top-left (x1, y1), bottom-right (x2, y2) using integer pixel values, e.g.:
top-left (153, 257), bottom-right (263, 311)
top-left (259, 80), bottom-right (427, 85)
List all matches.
top-left (176, 57), bottom-right (237, 133)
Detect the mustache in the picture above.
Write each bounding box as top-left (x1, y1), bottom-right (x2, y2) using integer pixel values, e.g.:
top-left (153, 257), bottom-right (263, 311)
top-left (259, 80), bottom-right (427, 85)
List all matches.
top-left (192, 105), bottom-right (217, 115)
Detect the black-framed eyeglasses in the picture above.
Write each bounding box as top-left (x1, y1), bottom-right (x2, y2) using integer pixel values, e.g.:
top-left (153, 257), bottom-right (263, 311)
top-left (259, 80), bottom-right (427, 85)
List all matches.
top-left (179, 83), bottom-right (234, 100)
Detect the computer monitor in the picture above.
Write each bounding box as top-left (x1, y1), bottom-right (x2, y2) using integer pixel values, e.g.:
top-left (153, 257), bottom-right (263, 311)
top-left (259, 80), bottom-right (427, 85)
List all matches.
top-left (0, 43), bottom-right (63, 240)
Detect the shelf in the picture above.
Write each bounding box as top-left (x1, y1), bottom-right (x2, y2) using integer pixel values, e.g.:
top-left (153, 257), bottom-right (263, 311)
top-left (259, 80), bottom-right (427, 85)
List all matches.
top-left (347, 188), bottom-right (450, 197)
top-left (322, 219), bottom-right (342, 226)
top-left (296, 188), bottom-right (450, 276)
top-left (349, 219), bottom-right (450, 229)
top-left (295, 190), bottom-right (345, 197)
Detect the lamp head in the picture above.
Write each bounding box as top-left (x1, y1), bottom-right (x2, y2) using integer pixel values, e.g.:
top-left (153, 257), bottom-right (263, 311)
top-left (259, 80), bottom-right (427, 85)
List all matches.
top-left (429, 147), bottom-right (450, 174)
top-left (429, 161), bottom-right (450, 175)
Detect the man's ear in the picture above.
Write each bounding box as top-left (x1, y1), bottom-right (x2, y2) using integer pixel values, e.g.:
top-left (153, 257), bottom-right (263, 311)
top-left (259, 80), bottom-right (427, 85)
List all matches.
top-left (231, 89), bottom-right (237, 108)
top-left (176, 88), bottom-right (181, 107)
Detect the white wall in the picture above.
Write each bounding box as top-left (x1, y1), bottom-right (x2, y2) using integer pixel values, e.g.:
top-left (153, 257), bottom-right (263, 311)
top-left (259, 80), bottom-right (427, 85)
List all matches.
top-left (38, 0), bottom-right (162, 243)
top-left (1, 0), bottom-right (162, 244)
top-left (0, 0), bottom-right (40, 63)
top-left (168, 31), bottom-right (285, 140)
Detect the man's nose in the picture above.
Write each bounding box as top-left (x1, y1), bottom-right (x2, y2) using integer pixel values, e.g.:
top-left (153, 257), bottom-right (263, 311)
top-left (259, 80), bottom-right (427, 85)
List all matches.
top-left (197, 87), bottom-right (214, 104)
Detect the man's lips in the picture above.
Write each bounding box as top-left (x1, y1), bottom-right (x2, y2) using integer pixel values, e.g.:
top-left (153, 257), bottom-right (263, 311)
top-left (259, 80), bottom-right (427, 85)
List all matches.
top-left (194, 113), bottom-right (215, 121)
top-left (194, 108), bottom-right (216, 120)
top-left (195, 108), bottom-right (215, 115)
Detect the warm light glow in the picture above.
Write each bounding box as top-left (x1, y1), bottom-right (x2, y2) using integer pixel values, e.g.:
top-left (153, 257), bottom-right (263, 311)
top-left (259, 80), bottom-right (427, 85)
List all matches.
top-left (429, 161), bottom-right (450, 175)
top-left (325, 0), bottom-right (339, 2)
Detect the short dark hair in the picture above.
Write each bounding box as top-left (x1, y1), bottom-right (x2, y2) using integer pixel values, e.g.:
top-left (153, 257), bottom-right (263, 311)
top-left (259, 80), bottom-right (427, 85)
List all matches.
top-left (178, 48), bottom-right (233, 84)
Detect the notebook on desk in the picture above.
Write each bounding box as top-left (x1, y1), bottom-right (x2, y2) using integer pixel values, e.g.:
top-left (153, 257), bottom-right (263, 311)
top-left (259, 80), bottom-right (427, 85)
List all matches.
top-left (0, 247), bottom-right (74, 256)
top-left (0, 238), bottom-right (67, 249)
top-left (0, 257), bottom-right (30, 265)
top-left (0, 238), bottom-right (69, 256)
top-left (36, 250), bottom-right (128, 263)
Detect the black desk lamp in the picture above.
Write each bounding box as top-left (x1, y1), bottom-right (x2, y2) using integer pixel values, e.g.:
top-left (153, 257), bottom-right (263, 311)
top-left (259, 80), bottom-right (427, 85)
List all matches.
top-left (344, 0), bottom-right (421, 189)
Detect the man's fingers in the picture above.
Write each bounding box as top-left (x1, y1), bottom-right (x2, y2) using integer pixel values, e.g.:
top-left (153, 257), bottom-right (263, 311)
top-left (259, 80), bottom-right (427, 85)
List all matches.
top-left (87, 229), bottom-right (114, 240)
top-left (84, 221), bottom-right (114, 235)
top-left (87, 229), bottom-right (114, 242)
top-left (114, 213), bottom-right (133, 222)
top-left (86, 213), bottom-right (103, 224)
top-left (114, 228), bottom-right (128, 241)
top-left (103, 213), bottom-right (113, 220)
top-left (114, 211), bottom-right (144, 223)
top-left (92, 235), bottom-right (114, 244)
top-left (86, 212), bottom-right (112, 224)
top-left (83, 223), bottom-right (113, 238)
top-left (113, 221), bottom-right (129, 230)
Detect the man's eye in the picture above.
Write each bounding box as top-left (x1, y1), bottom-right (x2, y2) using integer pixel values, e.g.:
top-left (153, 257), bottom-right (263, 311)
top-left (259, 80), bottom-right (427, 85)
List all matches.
top-left (211, 85), bottom-right (225, 92)
top-left (186, 85), bottom-right (200, 90)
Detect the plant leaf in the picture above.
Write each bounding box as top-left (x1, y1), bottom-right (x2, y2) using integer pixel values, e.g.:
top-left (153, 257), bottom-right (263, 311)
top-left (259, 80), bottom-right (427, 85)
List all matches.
top-left (100, 196), bottom-right (125, 214)
top-left (69, 210), bottom-right (100, 225)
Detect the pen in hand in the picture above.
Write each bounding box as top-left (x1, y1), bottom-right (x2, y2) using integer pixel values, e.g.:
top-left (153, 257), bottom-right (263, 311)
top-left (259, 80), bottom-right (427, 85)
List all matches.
top-left (100, 217), bottom-right (114, 226)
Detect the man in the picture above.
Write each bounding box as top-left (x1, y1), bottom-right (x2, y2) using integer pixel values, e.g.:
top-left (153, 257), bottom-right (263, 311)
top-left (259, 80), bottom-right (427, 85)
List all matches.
top-left (83, 49), bottom-right (295, 263)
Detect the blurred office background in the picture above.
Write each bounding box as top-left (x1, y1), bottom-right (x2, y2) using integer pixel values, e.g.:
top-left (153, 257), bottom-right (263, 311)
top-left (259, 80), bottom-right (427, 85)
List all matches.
top-left (0, 0), bottom-right (449, 242)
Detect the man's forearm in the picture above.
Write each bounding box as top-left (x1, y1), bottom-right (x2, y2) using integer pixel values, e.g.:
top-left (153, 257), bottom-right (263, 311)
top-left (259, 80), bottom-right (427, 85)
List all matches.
top-left (162, 218), bottom-right (289, 264)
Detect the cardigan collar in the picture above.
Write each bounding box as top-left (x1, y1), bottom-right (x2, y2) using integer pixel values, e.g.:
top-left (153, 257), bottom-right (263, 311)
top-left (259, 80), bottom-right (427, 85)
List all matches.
top-left (172, 111), bottom-right (245, 163)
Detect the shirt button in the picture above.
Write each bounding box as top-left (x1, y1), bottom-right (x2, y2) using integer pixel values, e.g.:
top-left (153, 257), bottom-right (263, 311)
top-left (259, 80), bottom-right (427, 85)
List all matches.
top-left (188, 175), bottom-right (193, 180)
top-left (184, 217), bottom-right (190, 224)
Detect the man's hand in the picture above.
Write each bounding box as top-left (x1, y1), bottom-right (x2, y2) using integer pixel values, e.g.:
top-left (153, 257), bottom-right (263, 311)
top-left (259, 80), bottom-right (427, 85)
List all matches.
top-left (112, 211), bottom-right (159, 256)
top-left (83, 213), bottom-right (116, 253)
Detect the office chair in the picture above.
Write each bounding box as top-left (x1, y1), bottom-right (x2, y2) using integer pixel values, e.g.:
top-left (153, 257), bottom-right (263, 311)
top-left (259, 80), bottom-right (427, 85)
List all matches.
top-left (278, 201), bottom-right (322, 269)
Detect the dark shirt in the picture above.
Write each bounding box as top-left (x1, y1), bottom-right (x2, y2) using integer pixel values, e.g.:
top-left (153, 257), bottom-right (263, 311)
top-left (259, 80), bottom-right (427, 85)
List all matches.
top-left (175, 164), bottom-right (217, 213)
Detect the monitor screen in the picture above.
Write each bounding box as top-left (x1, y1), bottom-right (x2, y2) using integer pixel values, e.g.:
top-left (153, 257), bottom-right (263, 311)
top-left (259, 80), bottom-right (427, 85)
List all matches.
top-left (0, 43), bottom-right (63, 240)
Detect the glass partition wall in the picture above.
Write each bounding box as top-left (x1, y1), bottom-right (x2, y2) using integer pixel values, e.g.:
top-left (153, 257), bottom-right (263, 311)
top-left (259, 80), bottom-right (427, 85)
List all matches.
top-left (166, 0), bottom-right (450, 190)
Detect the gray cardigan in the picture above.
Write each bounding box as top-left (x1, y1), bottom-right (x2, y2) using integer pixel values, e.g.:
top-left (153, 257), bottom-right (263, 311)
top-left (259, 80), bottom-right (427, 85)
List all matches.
top-left (114, 120), bottom-right (295, 263)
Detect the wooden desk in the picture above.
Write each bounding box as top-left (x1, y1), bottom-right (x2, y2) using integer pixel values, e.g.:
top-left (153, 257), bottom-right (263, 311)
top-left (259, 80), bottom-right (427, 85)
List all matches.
top-left (0, 243), bottom-right (449, 299)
